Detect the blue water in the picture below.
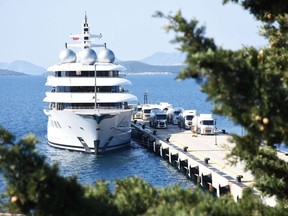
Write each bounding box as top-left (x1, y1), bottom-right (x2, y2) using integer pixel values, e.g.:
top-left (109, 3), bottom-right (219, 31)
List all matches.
top-left (2, 74), bottom-right (261, 194)
top-left (1, 74), bottom-right (209, 193)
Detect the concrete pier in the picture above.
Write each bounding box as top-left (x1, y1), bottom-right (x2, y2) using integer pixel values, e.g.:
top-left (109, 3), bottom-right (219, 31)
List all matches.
top-left (131, 120), bottom-right (253, 201)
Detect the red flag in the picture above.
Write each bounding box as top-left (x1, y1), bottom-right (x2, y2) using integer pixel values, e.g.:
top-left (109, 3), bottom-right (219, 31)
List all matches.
top-left (73, 37), bottom-right (79, 40)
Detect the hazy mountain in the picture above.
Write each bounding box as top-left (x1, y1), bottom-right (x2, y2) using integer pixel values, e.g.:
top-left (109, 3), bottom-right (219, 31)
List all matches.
top-left (139, 52), bottom-right (186, 66)
top-left (0, 60), bottom-right (46, 75)
top-left (0, 52), bottom-right (186, 76)
top-left (0, 68), bottom-right (26, 76)
top-left (118, 61), bottom-right (183, 73)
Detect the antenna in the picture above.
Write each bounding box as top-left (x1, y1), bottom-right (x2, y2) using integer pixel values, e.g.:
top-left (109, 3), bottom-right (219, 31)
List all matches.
top-left (68, 13), bottom-right (105, 49)
top-left (85, 12), bottom-right (87, 23)
top-left (144, 91), bottom-right (148, 104)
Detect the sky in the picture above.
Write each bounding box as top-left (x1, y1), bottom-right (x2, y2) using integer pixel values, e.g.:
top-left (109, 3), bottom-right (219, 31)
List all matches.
top-left (0, 0), bottom-right (267, 68)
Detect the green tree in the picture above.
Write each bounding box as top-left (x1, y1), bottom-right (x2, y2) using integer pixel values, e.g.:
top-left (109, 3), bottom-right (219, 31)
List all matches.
top-left (0, 127), bottom-right (116, 215)
top-left (154, 0), bottom-right (288, 203)
top-left (0, 127), bottom-right (286, 215)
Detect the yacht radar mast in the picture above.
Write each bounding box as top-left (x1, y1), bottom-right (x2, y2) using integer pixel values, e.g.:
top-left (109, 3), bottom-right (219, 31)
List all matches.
top-left (68, 13), bottom-right (105, 49)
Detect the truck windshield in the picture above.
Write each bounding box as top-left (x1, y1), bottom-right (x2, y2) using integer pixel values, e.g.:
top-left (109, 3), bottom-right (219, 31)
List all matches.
top-left (174, 111), bottom-right (181, 115)
top-left (186, 116), bottom-right (193, 120)
top-left (202, 120), bottom-right (214, 125)
top-left (157, 114), bottom-right (167, 120)
top-left (143, 109), bottom-right (151, 113)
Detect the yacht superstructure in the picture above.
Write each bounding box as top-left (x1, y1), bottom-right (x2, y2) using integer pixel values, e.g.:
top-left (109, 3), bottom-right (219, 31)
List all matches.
top-left (43, 14), bottom-right (137, 153)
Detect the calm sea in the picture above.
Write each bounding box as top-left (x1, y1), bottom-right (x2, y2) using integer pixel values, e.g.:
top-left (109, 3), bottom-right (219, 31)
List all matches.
top-left (0, 74), bottom-right (248, 193)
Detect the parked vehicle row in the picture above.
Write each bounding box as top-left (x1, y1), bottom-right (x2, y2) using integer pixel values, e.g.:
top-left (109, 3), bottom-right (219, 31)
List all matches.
top-left (132, 102), bottom-right (172, 121)
top-left (132, 103), bottom-right (216, 134)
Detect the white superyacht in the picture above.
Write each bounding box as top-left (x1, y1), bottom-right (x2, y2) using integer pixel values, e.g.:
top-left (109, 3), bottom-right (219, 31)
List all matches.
top-left (44, 14), bottom-right (137, 153)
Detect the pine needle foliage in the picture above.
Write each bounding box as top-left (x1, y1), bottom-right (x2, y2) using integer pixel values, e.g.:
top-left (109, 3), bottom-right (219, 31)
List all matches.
top-left (154, 0), bottom-right (288, 204)
top-left (0, 127), bottom-right (286, 215)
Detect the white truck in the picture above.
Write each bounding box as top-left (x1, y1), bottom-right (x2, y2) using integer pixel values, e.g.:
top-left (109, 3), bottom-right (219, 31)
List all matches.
top-left (149, 109), bottom-right (168, 129)
top-left (141, 104), bottom-right (155, 121)
top-left (179, 110), bottom-right (196, 129)
top-left (191, 114), bottom-right (215, 135)
top-left (167, 107), bottom-right (184, 125)
top-left (132, 104), bottom-right (143, 119)
top-left (141, 102), bottom-right (172, 121)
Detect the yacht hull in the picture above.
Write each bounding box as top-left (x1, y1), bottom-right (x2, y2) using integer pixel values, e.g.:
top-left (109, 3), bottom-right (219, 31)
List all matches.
top-left (45, 109), bottom-right (133, 153)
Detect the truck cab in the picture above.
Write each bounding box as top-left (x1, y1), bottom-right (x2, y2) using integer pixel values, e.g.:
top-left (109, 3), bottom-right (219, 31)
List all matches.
top-left (191, 114), bottom-right (215, 135)
top-left (179, 110), bottom-right (196, 129)
top-left (132, 104), bottom-right (143, 119)
top-left (142, 105), bottom-right (153, 121)
top-left (167, 107), bottom-right (184, 125)
top-left (149, 109), bottom-right (168, 129)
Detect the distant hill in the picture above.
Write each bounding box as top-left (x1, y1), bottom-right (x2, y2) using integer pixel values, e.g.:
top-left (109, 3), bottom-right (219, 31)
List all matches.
top-left (0, 68), bottom-right (26, 76)
top-left (140, 52), bottom-right (186, 66)
top-left (0, 60), bottom-right (46, 75)
top-left (118, 61), bottom-right (184, 73)
top-left (0, 52), bottom-right (186, 75)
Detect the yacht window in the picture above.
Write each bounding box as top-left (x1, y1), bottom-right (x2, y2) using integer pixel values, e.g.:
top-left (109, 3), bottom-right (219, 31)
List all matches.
top-left (55, 71), bottom-right (61, 77)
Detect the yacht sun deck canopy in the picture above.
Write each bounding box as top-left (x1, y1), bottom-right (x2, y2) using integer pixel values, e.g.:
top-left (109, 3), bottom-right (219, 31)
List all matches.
top-left (44, 92), bottom-right (138, 103)
top-left (45, 77), bottom-right (132, 86)
top-left (47, 62), bottom-right (126, 72)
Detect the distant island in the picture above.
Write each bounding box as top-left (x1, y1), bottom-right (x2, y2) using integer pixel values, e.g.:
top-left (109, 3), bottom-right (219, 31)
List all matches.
top-left (0, 68), bottom-right (27, 76)
top-left (0, 60), bottom-right (185, 76)
top-left (118, 61), bottom-right (184, 74)
top-left (0, 52), bottom-right (186, 75)
top-left (0, 60), bottom-right (46, 76)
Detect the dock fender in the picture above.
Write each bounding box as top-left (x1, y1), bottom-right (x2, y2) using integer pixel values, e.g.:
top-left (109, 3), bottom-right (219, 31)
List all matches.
top-left (178, 158), bottom-right (188, 171)
top-left (160, 147), bottom-right (169, 160)
top-left (219, 184), bottom-right (230, 197)
top-left (202, 173), bottom-right (212, 188)
top-left (153, 141), bottom-right (157, 153)
top-left (153, 142), bottom-right (161, 155)
top-left (169, 152), bottom-right (179, 163)
top-left (189, 165), bottom-right (199, 180)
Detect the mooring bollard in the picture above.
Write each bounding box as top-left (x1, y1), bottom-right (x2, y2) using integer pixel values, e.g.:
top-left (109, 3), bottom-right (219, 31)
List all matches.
top-left (183, 146), bottom-right (188, 152)
top-left (236, 175), bottom-right (243, 182)
top-left (204, 157), bottom-right (210, 164)
top-left (166, 136), bottom-right (170, 142)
